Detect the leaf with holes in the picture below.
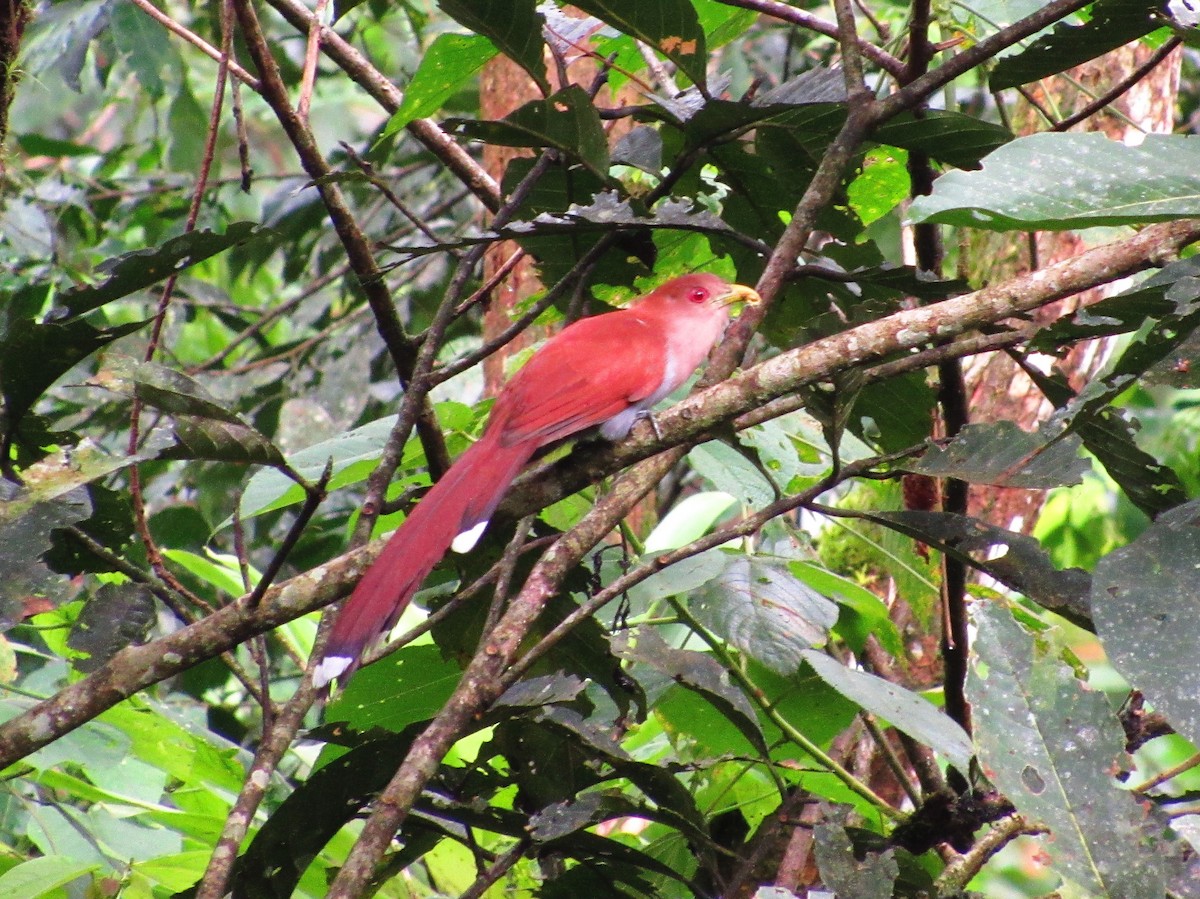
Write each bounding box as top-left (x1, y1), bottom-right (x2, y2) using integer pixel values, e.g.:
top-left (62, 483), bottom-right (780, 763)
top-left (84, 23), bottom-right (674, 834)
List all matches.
top-left (446, 85), bottom-right (609, 176)
top-left (572, 0), bottom-right (707, 88)
top-left (990, 0), bottom-right (1163, 90)
top-left (906, 421), bottom-right (1087, 489)
top-left (969, 603), bottom-right (1173, 897)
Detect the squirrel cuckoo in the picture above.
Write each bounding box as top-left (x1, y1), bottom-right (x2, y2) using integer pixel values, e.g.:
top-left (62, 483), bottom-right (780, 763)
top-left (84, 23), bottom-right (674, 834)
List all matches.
top-left (313, 273), bottom-right (760, 688)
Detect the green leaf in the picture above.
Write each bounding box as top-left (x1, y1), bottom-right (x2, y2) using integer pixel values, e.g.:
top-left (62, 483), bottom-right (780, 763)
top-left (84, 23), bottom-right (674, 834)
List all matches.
top-left (93, 357), bottom-right (285, 467)
top-left (848, 147), bottom-right (910, 226)
top-left (229, 730), bottom-right (420, 899)
top-left (906, 421), bottom-right (1088, 489)
top-left (644, 491), bottom-right (735, 552)
top-left (19, 0), bottom-right (109, 92)
top-left (236, 413), bottom-right (429, 522)
top-left (691, 557), bottom-right (839, 675)
top-left (688, 441), bottom-right (776, 508)
top-left (739, 418), bottom-right (818, 490)
top-left (67, 583), bottom-right (156, 673)
top-left (110, 0), bottom-right (173, 99)
top-left (0, 316), bottom-right (147, 446)
top-left (388, 191), bottom-right (757, 261)
top-left (0, 856), bottom-right (100, 898)
top-left (437, 0), bottom-right (549, 92)
top-left (852, 370), bottom-right (938, 454)
top-left (571, 0), bottom-right (707, 88)
top-left (872, 110), bottom-right (1012, 170)
top-left (628, 547), bottom-right (729, 605)
top-left (803, 650), bottom-right (974, 770)
top-left (0, 488), bottom-right (90, 628)
top-left (99, 700), bottom-right (248, 795)
top-left (1, 224), bottom-right (264, 441)
top-left (789, 561), bottom-right (903, 656)
top-left (694, 0), bottom-right (757, 47)
top-left (131, 851), bottom-right (214, 892)
top-left (1093, 501), bottom-right (1200, 747)
top-left (1017, 295), bottom-right (1198, 517)
top-left (167, 81), bottom-right (210, 174)
top-left (909, 133), bottom-right (1200, 230)
top-left (326, 644), bottom-right (463, 733)
top-left (613, 628), bottom-right (770, 757)
top-left (446, 85), bottom-right (610, 176)
top-left (969, 603), bottom-right (1172, 897)
top-left (382, 32), bottom-right (498, 137)
top-left (990, 0), bottom-right (1164, 91)
top-left (1032, 256), bottom-right (1200, 347)
top-left (161, 548), bottom-right (251, 597)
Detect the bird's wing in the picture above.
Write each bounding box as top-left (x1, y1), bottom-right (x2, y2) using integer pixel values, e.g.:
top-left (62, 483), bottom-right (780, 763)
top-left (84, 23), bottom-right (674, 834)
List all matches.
top-left (491, 311), bottom-right (667, 447)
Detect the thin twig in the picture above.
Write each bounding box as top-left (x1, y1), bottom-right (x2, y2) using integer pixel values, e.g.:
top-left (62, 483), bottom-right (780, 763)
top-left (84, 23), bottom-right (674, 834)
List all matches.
top-left (934, 814), bottom-right (1043, 894)
top-left (127, 0), bottom-right (260, 89)
top-left (246, 460), bottom-right (332, 608)
top-left (297, 0), bottom-right (329, 123)
top-left (126, 0), bottom-right (233, 613)
top-left (457, 839), bottom-right (532, 899)
top-left (1130, 750), bottom-right (1200, 795)
top-left (714, 0), bottom-right (905, 77)
top-left (231, 0), bottom-right (451, 480)
top-left (1053, 37), bottom-right (1182, 132)
top-left (340, 143), bottom-right (450, 249)
top-left (262, 0), bottom-right (501, 211)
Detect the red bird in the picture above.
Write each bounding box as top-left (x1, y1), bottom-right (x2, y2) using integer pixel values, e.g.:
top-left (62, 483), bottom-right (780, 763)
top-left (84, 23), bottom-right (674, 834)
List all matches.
top-left (313, 273), bottom-right (760, 687)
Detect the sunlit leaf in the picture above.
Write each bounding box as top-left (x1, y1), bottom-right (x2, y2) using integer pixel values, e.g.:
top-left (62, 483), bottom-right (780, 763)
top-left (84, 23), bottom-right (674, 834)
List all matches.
top-left (382, 32), bottom-right (498, 137)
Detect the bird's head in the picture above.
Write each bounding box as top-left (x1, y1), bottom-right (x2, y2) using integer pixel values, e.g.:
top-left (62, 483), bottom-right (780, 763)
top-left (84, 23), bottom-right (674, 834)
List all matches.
top-left (637, 273), bottom-right (762, 317)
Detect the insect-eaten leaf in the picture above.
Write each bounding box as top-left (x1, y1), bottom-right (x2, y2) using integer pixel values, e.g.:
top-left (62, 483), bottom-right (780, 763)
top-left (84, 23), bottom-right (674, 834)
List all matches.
top-left (1093, 499), bottom-right (1200, 749)
top-left (970, 602), bottom-right (1173, 897)
top-left (0, 487), bottom-right (91, 630)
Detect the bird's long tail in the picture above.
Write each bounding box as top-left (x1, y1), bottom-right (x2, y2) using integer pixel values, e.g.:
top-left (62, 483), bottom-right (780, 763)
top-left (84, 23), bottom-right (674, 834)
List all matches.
top-left (313, 434), bottom-right (534, 688)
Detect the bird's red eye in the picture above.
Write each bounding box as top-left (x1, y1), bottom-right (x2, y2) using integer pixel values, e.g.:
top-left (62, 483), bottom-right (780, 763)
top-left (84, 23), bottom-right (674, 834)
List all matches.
top-left (688, 287), bottom-right (708, 303)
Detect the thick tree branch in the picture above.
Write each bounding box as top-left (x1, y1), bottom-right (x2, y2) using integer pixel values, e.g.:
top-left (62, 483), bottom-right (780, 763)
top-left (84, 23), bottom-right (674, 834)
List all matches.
top-left (0, 542), bottom-right (380, 769)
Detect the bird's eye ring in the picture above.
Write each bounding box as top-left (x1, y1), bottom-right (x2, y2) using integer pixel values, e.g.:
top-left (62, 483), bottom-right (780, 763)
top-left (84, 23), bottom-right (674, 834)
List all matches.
top-left (688, 288), bottom-right (708, 303)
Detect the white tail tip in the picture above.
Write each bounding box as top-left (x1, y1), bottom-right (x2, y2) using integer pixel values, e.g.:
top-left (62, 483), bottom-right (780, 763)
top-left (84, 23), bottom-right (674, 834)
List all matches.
top-left (451, 520), bottom-right (488, 554)
top-left (313, 655), bottom-right (352, 689)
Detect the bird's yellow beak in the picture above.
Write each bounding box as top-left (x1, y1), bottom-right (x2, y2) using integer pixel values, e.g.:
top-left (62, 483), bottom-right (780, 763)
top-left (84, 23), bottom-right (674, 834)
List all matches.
top-left (720, 284), bottom-right (762, 309)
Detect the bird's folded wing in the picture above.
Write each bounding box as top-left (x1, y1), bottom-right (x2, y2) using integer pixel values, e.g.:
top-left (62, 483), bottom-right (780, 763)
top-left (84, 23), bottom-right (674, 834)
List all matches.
top-left (493, 314), bottom-right (666, 446)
